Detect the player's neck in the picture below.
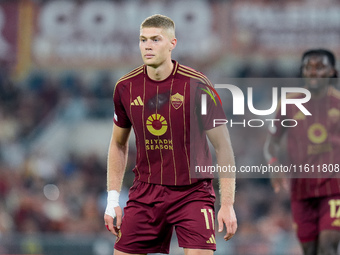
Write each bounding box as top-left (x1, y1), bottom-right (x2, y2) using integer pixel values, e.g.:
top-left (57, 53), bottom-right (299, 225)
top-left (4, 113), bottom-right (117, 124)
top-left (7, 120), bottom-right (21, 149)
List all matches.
top-left (146, 60), bottom-right (174, 81)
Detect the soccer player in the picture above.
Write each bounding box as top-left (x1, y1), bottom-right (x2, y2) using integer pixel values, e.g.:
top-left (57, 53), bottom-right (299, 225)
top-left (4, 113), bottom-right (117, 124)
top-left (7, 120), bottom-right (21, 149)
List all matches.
top-left (264, 49), bottom-right (340, 255)
top-left (104, 14), bottom-right (237, 255)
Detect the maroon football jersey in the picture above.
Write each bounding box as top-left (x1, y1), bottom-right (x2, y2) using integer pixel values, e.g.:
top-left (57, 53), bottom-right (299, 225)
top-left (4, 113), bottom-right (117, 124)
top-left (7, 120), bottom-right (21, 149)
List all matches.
top-left (113, 60), bottom-right (226, 186)
top-left (271, 87), bottom-right (340, 200)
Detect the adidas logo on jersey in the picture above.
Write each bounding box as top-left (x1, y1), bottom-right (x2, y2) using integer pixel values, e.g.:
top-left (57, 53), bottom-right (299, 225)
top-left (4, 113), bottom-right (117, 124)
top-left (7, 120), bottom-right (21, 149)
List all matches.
top-left (206, 234), bottom-right (216, 244)
top-left (131, 96), bottom-right (144, 106)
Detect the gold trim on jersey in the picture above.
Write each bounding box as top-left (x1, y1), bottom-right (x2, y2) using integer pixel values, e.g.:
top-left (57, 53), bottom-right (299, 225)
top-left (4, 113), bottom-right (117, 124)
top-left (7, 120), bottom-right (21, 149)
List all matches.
top-left (172, 61), bottom-right (179, 76)
top-left (177, 70), bottom-right (209, 87)
top-left (177, 65), bottom-right (213, 87)
top-left (117, 69), bottom-right (143, 85)
top-left (139, 77), bottom-right (151, 183)
top-left (113, 66), bottom-right (143, 101)
top-left (117, 66), bottom-right (143, 83)
top-left (183, 82), bottom-right (191, 184)
top-left (177, 65), bottom-right (216, 98)
top-left (129, 83), bottom-right (139, 180)
top-left (129, 82), bottom-right (141, 181)
top-left (135, 166), bottom-right (141, 181)
top-left (169, 78), bottom-right (177, 185)
top-left (156, 86), bottom-right (164, 185)
top-left (114, 66), bottom-right (144, 92)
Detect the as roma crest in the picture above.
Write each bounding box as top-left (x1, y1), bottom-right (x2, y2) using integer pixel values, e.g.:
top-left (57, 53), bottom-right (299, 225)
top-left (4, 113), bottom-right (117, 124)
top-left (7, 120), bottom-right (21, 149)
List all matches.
top-left (171, 93), bottom-right (184, 109)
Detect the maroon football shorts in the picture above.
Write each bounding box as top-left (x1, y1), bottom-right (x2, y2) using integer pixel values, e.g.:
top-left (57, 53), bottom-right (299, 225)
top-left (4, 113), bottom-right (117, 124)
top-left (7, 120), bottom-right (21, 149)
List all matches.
top-left (114, 179), bottom-right (216, 254)
top-left (291, 194), bottom-right (340, 243)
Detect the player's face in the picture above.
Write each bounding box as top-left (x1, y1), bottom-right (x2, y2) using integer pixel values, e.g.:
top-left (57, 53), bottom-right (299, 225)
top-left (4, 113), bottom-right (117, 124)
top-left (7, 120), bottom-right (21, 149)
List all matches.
top-left (301, 55), bottom-right (335, 91)
top-left (139, 27), bottom-right (176, 68)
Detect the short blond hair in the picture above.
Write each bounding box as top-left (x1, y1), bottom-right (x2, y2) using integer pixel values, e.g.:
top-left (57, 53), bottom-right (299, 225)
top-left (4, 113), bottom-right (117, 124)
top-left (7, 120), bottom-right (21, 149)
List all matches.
top-left (140, 14), bottom-right (175, 38)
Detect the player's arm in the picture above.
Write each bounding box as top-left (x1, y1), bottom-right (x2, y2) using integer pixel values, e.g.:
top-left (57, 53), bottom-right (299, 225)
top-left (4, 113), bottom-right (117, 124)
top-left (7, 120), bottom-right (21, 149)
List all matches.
top-left (263, 133), bottom-right (288, 193)
top-left (206, 124), bottom-right (237, 241)
top-left (104, 123), bottom-right (131, 236)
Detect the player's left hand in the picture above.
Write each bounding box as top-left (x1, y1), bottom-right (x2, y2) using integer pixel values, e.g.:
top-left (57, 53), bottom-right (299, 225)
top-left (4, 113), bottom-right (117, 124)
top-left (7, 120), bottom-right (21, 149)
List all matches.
top-left (217, 204), bottom-right (237, 241)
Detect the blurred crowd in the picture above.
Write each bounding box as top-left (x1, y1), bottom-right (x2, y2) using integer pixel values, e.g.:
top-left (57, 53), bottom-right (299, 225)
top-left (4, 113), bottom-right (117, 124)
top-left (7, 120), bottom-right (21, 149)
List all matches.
top-left (0, 66), bottom-right (115, 236)
top-left (0, 62), bottom-right (299, 254)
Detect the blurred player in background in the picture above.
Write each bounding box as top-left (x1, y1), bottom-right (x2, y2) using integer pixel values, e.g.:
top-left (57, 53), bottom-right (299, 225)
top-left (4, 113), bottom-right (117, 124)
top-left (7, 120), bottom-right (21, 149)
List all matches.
top-left (104, 14), bottom-right (237, 255)
top-left (264, 49), bottom-right (340, 255)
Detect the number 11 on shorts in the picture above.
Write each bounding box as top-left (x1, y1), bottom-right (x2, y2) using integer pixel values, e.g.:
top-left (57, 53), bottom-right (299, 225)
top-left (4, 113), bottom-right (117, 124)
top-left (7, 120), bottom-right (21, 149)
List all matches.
top-left (201, 208), bottom-right (215, 230)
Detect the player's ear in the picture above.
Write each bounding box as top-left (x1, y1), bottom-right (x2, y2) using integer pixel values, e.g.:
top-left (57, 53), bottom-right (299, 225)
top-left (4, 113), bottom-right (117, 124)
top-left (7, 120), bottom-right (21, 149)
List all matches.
top-left (170, 38), bottom-right (177, 52)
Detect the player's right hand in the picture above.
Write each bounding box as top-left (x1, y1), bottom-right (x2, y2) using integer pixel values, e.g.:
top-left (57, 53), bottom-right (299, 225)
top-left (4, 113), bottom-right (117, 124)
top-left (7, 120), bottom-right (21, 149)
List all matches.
top-left (104, 190), bottom-right (121, 236)
top-left (104, 206), bottom-right (122, 236)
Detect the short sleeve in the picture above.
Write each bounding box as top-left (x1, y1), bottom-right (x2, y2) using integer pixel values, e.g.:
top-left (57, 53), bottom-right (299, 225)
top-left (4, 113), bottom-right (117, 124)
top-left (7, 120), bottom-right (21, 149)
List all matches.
top-left (113, 83), bottom-right (132, 128)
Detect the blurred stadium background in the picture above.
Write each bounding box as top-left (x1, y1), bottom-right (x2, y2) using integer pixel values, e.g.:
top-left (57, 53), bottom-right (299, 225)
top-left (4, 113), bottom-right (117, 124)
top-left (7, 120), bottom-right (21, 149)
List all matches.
top-left (0, 0), bottom-right (339, 254)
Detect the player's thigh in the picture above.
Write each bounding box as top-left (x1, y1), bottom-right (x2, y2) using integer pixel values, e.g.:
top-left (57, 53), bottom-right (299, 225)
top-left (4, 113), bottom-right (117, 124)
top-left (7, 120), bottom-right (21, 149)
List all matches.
top-left (291, 198), bottom-right (319, 243)
top-left (172, 181), bottom-right (216, 251)
top-left (175, 200), bottom-right (216, 249)
top-left (184, 248), bottom-right (214, 255)
top-left (114, 181), bottom-right (173, 254)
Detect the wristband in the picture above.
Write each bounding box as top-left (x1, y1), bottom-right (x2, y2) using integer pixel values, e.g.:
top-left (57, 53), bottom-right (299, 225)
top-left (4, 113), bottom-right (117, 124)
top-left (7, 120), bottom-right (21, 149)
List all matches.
top-left (268, 157), bottom-right (277, 165)
top-left (105, 190), bottom-right (120, 218)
